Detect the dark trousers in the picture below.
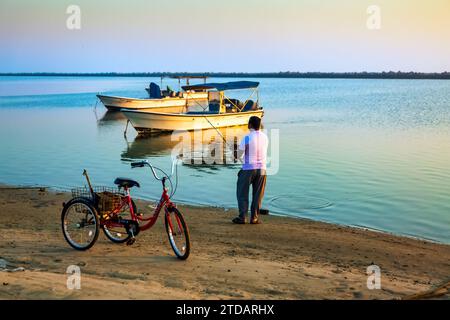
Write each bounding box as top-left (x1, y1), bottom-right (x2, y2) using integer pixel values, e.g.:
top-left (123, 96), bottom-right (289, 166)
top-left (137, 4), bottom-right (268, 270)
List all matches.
top-left (236, 169), bottom-right (267, 221)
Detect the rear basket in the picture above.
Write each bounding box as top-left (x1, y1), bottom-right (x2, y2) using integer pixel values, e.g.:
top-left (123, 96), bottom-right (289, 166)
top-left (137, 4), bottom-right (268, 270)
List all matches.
top-left (71, 186), bottom-right (124, 215)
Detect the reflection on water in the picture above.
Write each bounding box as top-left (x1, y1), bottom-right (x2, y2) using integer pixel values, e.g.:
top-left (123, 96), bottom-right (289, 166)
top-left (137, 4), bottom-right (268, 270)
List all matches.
top-left (122, 133), bottom-right (177, 159)
top-left (173, 126), bottom-right (247, 167)
top-left (122, 126), bottom-right (247, 168)
top-left (1, 76), bottom-right (450, 243)
top-left (97, 110), bottom-right (127, 124)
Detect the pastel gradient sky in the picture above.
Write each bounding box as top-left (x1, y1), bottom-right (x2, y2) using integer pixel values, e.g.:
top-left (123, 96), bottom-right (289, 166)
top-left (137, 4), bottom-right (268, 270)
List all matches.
top-left (1, 0), bottom-right (449, 72)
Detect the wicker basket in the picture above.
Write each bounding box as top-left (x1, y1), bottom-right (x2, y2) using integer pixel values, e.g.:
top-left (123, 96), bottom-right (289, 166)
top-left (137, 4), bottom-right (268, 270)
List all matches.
top-left (71, 186), bottom-right (124, 215)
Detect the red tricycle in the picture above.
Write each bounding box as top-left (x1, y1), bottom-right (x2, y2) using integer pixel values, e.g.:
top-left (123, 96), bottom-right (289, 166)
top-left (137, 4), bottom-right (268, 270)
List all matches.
top-left (61, 159), bottom-right (190, 260)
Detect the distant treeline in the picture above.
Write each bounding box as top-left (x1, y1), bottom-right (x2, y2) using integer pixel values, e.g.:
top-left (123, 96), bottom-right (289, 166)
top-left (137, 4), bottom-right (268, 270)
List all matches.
top-left (1, 71), bottom-right (450, 80)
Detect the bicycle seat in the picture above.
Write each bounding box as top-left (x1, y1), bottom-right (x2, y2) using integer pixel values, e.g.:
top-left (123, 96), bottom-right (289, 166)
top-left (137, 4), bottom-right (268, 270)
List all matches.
top-left (114, 177), bottom-right (140, 189)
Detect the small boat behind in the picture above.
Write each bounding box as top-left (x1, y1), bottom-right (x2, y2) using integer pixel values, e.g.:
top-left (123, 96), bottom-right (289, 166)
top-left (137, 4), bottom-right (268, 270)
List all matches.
top-left (97, 94), bottom-right (191, 113)
top-left (122, 81), bottom-right (264, 134)
top-left (97, 75), bottom-right (209, 112)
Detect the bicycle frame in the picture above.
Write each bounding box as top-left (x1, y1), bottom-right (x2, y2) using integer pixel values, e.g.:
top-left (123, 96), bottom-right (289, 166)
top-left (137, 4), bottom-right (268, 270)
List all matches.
top-left (101, 180), bottom-right (181, 234)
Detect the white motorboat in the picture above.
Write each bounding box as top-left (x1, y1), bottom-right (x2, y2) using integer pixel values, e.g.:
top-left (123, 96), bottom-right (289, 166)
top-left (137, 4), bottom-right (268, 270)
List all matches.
top-left (97, 75), bottom-right (208, 111)
top-left (96, 94), bottom-right (201, 112)
top-left (122, 81), bottom-right (264, 133)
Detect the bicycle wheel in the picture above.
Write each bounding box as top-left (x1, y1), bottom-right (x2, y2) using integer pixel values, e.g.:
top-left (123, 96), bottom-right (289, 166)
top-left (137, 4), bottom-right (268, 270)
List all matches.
top-left (62, 198), bottom-right (100, 250)
top-left (164, 208), bottom-right (190, 260)
top-left (102, 199), bottom-right (136, 243)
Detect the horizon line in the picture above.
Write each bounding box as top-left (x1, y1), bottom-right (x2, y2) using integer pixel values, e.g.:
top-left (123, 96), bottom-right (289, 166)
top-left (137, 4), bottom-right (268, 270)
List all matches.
top-left (1, 71), bottom-right (450, 80)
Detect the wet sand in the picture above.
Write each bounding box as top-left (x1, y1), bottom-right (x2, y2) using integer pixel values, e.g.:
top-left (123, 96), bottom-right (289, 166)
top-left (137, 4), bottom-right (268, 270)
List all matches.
top-left (0, 186), bottom-right (449, 299)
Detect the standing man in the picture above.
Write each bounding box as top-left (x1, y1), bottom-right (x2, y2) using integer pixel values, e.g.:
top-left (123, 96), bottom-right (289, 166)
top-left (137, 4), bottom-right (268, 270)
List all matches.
top-left (233, 116), bottom-right (268, 224)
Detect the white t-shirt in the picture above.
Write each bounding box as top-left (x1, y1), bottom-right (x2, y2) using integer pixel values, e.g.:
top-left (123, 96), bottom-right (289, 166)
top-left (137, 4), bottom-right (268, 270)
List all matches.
top-left (239, 129), bottom-right (268, 170)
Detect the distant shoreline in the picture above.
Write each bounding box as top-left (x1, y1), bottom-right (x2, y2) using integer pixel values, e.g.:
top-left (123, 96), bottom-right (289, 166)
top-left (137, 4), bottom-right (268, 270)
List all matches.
top-left (1, 72), bottom-right (450, 80)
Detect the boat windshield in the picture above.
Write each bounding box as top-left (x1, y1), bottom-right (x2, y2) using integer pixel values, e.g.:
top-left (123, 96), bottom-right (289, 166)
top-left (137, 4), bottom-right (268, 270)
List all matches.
top-left (183, 81), bottom-right (261, 114)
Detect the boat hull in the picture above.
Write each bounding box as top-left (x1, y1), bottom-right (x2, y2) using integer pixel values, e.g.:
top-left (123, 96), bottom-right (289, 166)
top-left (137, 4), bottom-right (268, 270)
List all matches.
top-left (122, 110), bottom-right (264, 132)
top-left (97, 93), bottom-right (208, 111)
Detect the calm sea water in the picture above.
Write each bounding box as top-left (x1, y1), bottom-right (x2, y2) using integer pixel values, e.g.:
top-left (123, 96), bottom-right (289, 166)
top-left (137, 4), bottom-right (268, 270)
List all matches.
top-left (1, 76), bottom-right (449, 243)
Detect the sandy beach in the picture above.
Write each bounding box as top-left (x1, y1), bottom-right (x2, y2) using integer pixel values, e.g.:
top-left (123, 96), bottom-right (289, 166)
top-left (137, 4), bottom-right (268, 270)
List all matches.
top-left (0, 185), bottom-right (449, 300)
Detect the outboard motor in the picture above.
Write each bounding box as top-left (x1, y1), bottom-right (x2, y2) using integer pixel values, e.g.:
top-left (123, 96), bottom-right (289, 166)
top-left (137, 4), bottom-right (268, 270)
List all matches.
top-left (149, 82), bottom-right (162, 99)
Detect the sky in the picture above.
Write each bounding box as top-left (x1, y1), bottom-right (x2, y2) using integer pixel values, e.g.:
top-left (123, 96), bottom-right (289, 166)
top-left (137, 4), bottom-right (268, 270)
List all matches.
top-left (0, 0), bottom-right (449, 73)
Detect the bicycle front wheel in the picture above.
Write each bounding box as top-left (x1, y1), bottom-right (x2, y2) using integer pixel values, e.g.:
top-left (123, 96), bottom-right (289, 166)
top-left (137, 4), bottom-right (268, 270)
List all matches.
top-left (165, 208), bottom-right (190, 260)
top-left (62, 198), bottom-right (100, 250)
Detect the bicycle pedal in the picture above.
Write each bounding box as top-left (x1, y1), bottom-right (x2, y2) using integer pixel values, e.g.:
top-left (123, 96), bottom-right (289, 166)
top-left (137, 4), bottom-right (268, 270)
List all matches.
top-left (126, 237), bottom-right (136, 246)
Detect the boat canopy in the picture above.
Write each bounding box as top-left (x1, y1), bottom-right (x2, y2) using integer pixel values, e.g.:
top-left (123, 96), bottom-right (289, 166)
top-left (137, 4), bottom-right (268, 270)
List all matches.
top-left (160, 75), bottom-right (208, 87)
top-left (182, 81), bottom-right (259, 92)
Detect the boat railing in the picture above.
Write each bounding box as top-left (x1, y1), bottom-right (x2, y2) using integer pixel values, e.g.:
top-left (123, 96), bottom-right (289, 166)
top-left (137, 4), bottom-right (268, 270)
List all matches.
top-left (182, 81), bottom-right (262, 114)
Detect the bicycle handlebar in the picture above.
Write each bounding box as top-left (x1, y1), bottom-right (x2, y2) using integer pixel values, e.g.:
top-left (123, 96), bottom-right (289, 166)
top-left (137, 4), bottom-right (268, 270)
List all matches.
top-left (130, 159), bottom-right (177, 181)
top-left (130, 161), bottom-right (146, 168)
